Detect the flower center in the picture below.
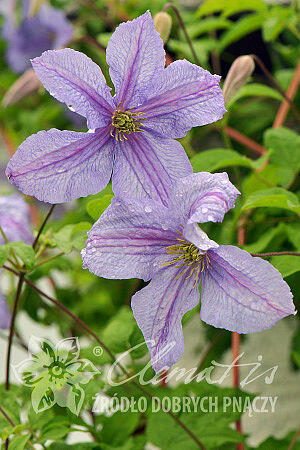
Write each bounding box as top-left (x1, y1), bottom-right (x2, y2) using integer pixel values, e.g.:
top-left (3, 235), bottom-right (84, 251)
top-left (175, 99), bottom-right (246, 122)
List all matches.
top-left (111, 104), bottom-right (146, 141)
top-left (162, 237), bottom-right (210, 289)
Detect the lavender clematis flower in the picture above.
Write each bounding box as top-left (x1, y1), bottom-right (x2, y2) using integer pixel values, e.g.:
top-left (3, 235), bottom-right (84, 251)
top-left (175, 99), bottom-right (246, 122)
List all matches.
top-left (81, 172), bottom-right (296, 372)
top-left (0, 193), bottom-right (33, 244)
top-left (0, 291), bottom-right (11, 329)
top-left (1, 0), bottom-right (73, 73)
top-left (0, 193), bottom-right (33, 329)
top-left (6, 11), bottom-right (226, 205)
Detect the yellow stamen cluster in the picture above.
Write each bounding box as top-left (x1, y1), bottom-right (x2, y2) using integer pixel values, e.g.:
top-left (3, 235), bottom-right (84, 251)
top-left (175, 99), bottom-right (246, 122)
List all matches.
top-left (162, 237), bottom-right (210, 289)
top-left (110, 103), bottom-right (146, 141)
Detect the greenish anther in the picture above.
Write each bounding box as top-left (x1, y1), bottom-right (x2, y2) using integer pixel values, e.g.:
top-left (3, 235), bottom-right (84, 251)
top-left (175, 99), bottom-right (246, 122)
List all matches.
top-left (111, 103), bottom-right (146, 141)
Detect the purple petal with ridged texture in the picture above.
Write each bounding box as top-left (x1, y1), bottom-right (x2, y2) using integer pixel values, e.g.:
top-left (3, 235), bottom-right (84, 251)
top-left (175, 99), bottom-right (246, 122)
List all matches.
top-left (106, 11), bottom-right (165, 109)
top-left (137, 60), bottom-right (226, 139)
top-left (6, 128), bottom-right (113, 203)
top-left (131, 265), bottom-right (199, 372)
top-left (82, 197), bottom-right (180, 281)
top-left (32, 49), bottom-right (114, 129)
top-left (201, 245), bottom-right (296, 333)
top-left (0, 291), bottom-right (11, 329)
top-left (183, 223), bottom-right (218, 254)
top-left (169, 172), bottom-right (240, 225)
top-left (112, 131), bottom-right (192, 206)
top-left (0, 194), bottom-right (33, 244)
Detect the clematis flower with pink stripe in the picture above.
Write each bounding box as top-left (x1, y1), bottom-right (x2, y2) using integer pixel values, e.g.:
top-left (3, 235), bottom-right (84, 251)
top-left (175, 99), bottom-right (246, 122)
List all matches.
top-left (81, 172), bottom-right (296, 372)
top-left (6, 11), bottom-right (225, 205)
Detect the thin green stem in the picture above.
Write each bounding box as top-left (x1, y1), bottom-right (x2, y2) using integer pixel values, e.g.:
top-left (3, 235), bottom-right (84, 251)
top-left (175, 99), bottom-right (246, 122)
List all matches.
top-left (163, 3), bottom-right (200, 65)
top-left (32, 204), bottom-right (55, 250)
top-left (34, 251), bottom-right (64, 268)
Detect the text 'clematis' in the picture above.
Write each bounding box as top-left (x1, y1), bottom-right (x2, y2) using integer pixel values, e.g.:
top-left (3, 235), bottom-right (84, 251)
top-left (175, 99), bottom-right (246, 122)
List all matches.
top-left (81, 172), bottom-right (296, 372)
top-left (6, 11), bottom-right (225, 205)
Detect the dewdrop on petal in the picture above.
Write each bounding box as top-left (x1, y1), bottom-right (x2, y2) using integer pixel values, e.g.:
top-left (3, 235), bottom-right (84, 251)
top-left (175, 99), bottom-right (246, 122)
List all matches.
top-left (223, 55), bottom-right (255, 105)
top-left (154, 12), bottom-right (172, 44)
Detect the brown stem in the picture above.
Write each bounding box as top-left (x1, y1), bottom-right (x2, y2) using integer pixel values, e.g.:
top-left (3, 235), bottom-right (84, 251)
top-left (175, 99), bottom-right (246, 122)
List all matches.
top-left (251, 55), bottom-right (300, 124)
top-left (5, 274), bottom-right (25, 390)
top-left (163, 3), bottom-right (200, 66)
top-left (225, 126), bottom-right (266, 155)
top-left (288, 425), bottom-right (300, 450)
top-left (32, 204), bottom-right (55, 250)
top-left (273, 61), bottom-right (300, 128)
top-left (250, 251), bottom-right (300, 257)
top-left (2, 265), bottom-right (206, 449)
top-left (0, 404), bottom-right (15, 427)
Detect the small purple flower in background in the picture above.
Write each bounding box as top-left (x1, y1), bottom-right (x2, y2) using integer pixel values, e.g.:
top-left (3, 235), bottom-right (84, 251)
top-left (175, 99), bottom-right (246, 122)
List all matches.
top-left (0, 193), bottom-right (33, 329)
top-left (6, 11), bottom-right (225, 205)
top-left (0, 291), bottom-right (11, 329)
top-left (1, 0), bottom-right (73, 73)
top-left (0, 193), bottom-right (33, 244)
top-left (81, 172), bottom-right (295, 372)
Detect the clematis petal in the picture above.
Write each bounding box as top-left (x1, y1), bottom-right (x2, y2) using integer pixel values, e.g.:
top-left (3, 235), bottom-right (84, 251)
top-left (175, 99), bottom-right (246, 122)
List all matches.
top-left (169, 172), bottom-right (240, 224)
top-left (6, 128), bottom-right (113, 203)
top-left (32, 49), bottom-right (114, 129)
top-left (106, 11), bottom-right (165, 109)
top-left (0, 291), bottom-right (11, 329)
top-left (131, 266), bottom-right (199, 372)
top-left (201, 245), bottom-right (296, 333)
top-left (183, 223), bottom-right (218, 253)
top-left (82, 197), bottom-right (180, 281)
top-left (137, 59), bottom-right (226, 139)
top-left (0, 194), bottom-right (33, 244)
top-left (112, 131), bottom-right (192, 206)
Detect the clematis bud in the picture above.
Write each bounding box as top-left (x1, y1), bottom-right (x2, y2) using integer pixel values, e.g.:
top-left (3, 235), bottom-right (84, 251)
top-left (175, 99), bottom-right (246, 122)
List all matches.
top-left (154, 12), bottom-right (172, 44)
top-left (222, 55), bottom-right (255, 105)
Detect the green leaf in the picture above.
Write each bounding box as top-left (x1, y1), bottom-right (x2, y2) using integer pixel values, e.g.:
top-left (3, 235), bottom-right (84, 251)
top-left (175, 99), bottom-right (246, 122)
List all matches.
top-left (292, 351), bottom-right (300, 368)
top-left (270, 255), bottom-right (300, 278)
top-left (52, 222), bottom-right (91, 254)
top-left (187, 17), bottom-right (231, 39)
top-left (196, 0), bottom-right (266, 18)
top-left (191, 148), bottom-right (253, 172)
top-left (285, 223), bottom-right (300, 250)
top-left (86, 194), bottom-right (114, 220)
top-left (227, 83), bottom-right (282, 109)
top-left (262, 6), bottom-right (292, 41)
top-left (71, 222), bottom-right (91, 251)
top-left (9, 242), bottom-right (35, 269)
top-left (0, 245), bottom-right (9, 267)
top-left (243, 223), bottom-right (286, 253)
top-left (242, 188), bottom-right (300, 215)
top-left (9, 433), bottom-right (31, 450)
top-left (102, 307), bottom-right (135, 353)
top-left (147, 411), bottom-right (244, 449)
top-left (218, 14), bottom-right (265, 52)
top-left (264, 127), bottom-right (300, 172)
top-left (101, 411), bottom-right (140, 446)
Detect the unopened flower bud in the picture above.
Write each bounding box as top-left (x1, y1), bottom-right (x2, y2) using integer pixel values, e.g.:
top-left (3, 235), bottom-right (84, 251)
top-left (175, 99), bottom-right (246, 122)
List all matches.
top-left (154, 12), bottom-right (172, 44)
top-left (223, 55), bottom-right (255, 105)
